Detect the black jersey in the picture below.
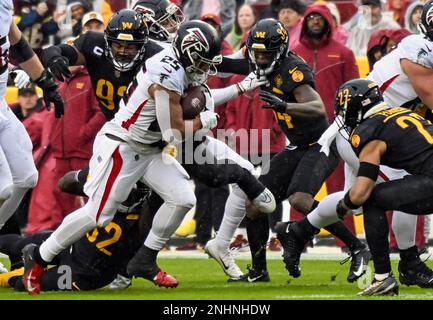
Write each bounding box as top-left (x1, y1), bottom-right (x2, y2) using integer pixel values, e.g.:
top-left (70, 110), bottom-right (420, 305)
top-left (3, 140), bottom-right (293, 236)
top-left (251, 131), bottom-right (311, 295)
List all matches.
top-left (73, 31), bottom-right (163, 120)
top-left (71, 211), bottom-right (141, 280)
top-left (351, 107), bottom-right (433, 177)
top-left (261, 52), bottom-right (329, 147)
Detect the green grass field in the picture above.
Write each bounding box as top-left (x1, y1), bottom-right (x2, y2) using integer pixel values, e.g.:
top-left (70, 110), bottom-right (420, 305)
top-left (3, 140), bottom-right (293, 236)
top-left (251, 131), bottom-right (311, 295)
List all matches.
top-left (2, 256), bottom-right (433, 300)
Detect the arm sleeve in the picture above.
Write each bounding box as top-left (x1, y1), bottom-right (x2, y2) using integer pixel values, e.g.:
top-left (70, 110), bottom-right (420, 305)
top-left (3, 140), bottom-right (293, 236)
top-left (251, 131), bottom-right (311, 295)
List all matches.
top-left (41, 44), bottom-right (78, 66)
top-left (210, 85), bottom-right (238, 107)
top-left (217, 57), bottom-right (250, 76)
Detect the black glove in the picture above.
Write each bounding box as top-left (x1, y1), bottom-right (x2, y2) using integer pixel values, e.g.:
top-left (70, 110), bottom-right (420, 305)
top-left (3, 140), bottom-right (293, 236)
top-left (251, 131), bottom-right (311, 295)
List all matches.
top-left (48, 56), bottom-right (71, 82)
top-left (259, 90), bottom-right (287, 113)
top-left (35, 70), bottom-right (64, 118)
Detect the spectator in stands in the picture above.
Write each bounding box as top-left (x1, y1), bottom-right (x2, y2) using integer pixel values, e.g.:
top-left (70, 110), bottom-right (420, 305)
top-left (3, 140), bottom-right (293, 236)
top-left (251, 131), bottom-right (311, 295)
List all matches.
top-left (404, 0), bottom-right (423, 34)
top-left (183, 0), bottom-right (236, 38)
top-left (366, 28), bottom-right (411, 70)
top-left (277, 0), bottom-right (306, 48)
top-left (81, 11), bottom-right (105, 33)
top-left (10, 84), bottom-right (42, 123)
top-left (259, 0), bottom-right (282, 19)
top-left (326, 1), bottom-right (348, 45)
top-left (58, 0), bottom-right (91, 41)
top-left (344, 0), bottom-right (400, 56)
top-left (387, 0), bottom-right (409, 27)
top-left (292, 4), bottom-right (360, 249)
top-left (225, 4), bottom-right (258, 51)
top-left (16, 0), bottom-right (60, 57)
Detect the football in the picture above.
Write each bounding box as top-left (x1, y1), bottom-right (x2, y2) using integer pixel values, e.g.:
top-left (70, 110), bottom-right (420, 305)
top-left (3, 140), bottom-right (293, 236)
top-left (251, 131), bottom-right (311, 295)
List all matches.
top-left (180, 85), bottom-right (206, 119)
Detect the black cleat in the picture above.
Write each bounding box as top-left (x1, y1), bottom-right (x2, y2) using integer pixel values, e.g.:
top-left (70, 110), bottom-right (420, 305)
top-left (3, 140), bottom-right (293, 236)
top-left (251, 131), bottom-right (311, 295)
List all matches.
top-left (358, 273), bottom-right (399, 296)
top-left (275, 221), bottom-right (307, 278)
top-left (399, 259), bottom-right (433, 288)
top-left (343, 246), bottom-right (372, 283)
top-left (227, 265), bottom-right (270, 283)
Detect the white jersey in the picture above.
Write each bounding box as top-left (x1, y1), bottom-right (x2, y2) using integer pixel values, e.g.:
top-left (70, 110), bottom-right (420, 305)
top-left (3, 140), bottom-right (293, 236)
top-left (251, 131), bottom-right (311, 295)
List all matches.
top-left (0, 0), bottom-right (12, 98)
top-left (110, 47), bottom-right (192, 149)
top-left (367, 34), bottom-right (433, 108)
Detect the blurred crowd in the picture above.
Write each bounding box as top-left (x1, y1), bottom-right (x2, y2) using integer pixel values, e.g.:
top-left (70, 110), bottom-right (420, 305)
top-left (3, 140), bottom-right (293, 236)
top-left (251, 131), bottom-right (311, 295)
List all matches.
top-left (6, 0), bottom-right (430, 253)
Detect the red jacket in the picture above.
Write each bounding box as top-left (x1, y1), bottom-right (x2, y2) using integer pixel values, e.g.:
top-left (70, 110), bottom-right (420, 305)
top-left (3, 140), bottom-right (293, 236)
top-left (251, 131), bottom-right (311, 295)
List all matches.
top-left (292, 4), bottom-right (359, 122)
top-left (50, 67), bottom-right (105, 160)
top-left (225, 74), bottom-right (286, 156)
top-left (208, 40), bottom-right (233, 134)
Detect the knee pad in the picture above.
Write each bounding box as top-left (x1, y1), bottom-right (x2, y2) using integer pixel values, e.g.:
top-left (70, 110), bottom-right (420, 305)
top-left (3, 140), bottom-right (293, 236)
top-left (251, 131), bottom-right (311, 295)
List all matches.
top-left (289, 192), bottom-right (314, 215)
top-left (0, 185), bottom-right (13, 202)
top-left (15, 171), bottom-right (38, 189)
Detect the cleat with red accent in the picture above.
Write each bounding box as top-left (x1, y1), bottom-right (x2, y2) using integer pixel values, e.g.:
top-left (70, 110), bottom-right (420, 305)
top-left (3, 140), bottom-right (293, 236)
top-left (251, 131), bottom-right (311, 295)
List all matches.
top-left (153, 271), bottom-right (178, 288)
top-left (22, 244), bottom-right (46, 295)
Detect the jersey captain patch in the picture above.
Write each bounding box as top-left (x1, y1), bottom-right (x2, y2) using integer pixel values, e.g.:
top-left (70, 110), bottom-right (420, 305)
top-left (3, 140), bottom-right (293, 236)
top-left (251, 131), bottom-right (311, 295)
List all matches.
top-left (351, 134), bottom-right (361, 148)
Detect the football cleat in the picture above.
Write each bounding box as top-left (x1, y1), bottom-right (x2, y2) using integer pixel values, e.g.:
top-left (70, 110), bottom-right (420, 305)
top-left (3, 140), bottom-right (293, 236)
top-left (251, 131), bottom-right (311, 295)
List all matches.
top-left (127, 247), bottom-right (178, 288)
top-left (109, 274), bottom-right (132, 290)
top-left (251, 188), bottom-right (276, 214)
top-left (342, 245), bottom-right (372, 283)
top-left (205, 238), bottom-right (243, 278)
top-left (358, 273), bottom-right (399, 296)
top-left (275, 221), bottom-right (306, 278)
top-left (153, 271), bottom-right (178, 288)
top-left (228, 265), bottom-right (270, 283)
top-left (399, 259), bottom-right (433, 288)
top-left (22, 244), bottom-right (46, 295)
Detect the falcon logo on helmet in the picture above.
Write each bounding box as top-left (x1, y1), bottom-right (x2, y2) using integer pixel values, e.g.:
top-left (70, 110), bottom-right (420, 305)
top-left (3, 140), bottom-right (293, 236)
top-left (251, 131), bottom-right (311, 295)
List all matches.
top-left (181, 28), bottom-right (210, 54)
top-left (427, 6), bottom-right (433, 27)
top-left (419, 1), bottom-right (433, 41)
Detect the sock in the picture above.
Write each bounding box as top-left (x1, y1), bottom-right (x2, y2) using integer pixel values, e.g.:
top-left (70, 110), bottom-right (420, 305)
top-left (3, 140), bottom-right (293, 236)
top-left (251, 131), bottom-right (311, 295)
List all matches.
top-left (393, 211), bottom-right (417, 251)
top-left (215, 187), bottom-right (247, 249)
top-left (309, 200), bottom-right (319, 212)
top-left (375, 273), bottom-right (390, 281)
top-left (292, 218), bottom-right (320, 241)
top-left (0, 187), bottom-right (28, 228)
top-left (324, 221), bottom-right (364, 251)
top-left (236, 169), bottom-right (265, 200)
top-left (138, 245), bottom-right (159, 265)
top-left (246, 215), bottom-right (268, 271)
top-left (34, 247), bottom-right (48, 267)
top-left (39, 206), bottom-right (97, 263)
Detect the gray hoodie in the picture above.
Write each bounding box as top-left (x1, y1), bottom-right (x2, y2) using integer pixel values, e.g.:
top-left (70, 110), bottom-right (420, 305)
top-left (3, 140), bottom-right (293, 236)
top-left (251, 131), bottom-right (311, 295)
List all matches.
top-left (404, 0), bottom-right (423, 34)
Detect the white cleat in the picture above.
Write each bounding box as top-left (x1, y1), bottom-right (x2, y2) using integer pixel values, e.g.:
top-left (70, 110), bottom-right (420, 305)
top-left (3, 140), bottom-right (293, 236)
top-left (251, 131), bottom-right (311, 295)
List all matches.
top-left (252, 188), bottom-right (276, 214)
top-left (205, 239), bottom-right (243, 279)
top-left (109, 274), bottom-right (132, 290)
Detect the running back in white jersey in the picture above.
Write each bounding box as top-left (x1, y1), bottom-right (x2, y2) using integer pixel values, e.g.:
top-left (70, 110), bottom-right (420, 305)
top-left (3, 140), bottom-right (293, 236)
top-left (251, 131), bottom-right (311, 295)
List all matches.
top-left (113, 47), bottom-right (192, 147)
top-left (0, 0), bottom-right (12, 98)
top-left (367, 34), bottom-right (433, 108)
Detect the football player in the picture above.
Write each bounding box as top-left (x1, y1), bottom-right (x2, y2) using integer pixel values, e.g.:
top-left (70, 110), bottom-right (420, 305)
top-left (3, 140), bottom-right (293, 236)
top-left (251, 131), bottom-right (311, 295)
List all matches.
top-left (279, 1), bottom-right (433, 290)
top-left (283, 78), bottom-right (433, 296)
top-left (0, 1), bottom-right (62, 236)
top-left (0, 169), bottom-right (149, 292)
top-left (209, 18), bottom-right (369, 283)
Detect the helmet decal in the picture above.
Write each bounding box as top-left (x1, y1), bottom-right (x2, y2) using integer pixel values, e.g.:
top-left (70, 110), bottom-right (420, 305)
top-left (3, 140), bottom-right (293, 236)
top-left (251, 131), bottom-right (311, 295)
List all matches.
top-left (181, 28), bottom-right (210, 54)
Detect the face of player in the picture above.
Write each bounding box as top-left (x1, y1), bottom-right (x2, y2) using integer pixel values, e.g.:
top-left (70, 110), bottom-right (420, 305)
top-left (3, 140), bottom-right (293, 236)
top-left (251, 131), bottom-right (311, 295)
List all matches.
top-left (82, 20), bottom-right (105, 33)
top-left (278, 8), bottom-right (301, 31)
top-left (110, 42), bottom-right (140, 64)
top-left (252, 51), bottom-right (274, 68)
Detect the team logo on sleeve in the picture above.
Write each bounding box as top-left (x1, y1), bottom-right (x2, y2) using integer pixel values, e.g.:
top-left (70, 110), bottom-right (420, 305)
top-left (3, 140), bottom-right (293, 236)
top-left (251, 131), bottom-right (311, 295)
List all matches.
top-left (292, 70), bottom-right (304, 83)
top-left (274, 74), bottom-right (283, 88)
top-left (351, 134), bottom-right (361, 148)
top-left (180, 28), bottom-right (209, 54)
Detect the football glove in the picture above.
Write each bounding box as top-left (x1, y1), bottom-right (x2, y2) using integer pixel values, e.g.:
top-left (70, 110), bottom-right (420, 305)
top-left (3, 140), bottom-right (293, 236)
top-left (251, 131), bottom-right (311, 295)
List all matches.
top-left (199, 110), bottom-right (219, 130)
top-left (336, 199), bottom-right (352, 220)
top-left (10, 69), bottom-right (30, 89)
top-left (236, 72), bottom-right (269, 94)
top-left (35, 70), bottom-right (64, 118)
top-left (259, 90), bottom-right (287, 113)
top-left (48, 56), bottom-right (71, 82)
